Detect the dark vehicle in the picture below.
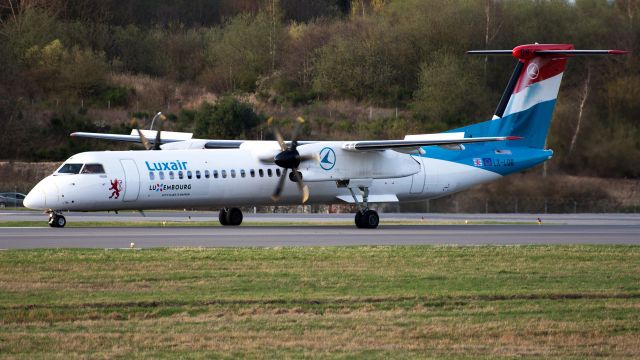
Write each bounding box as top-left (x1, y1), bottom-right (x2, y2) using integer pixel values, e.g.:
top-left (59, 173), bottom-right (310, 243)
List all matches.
top-left (0, 192), bottom-right (27, 208)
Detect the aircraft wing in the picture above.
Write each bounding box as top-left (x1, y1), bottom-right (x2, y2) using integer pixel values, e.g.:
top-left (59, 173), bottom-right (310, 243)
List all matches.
top-left (341, 135), bottom-right (522, 153)
top-left (71, 130), bottom-right (193, 145)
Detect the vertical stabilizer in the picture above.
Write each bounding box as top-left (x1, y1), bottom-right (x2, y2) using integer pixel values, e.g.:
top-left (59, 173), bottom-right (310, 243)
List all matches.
top-left (463, 44), bottom-right (627, 148)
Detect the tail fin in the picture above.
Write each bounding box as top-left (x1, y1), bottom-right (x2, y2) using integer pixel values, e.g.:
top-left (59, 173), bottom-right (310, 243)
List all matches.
top-left (463, 44), bottom-right (627, 148)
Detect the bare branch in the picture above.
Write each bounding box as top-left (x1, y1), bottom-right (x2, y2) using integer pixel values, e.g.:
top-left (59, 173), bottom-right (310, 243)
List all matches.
top-left (569, 66), bottom-right (591, 154)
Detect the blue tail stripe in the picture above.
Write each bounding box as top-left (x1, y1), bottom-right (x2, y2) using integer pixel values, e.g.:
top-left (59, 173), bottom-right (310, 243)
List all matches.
top-left (446, 99), bottom-right (556, 149)
top-left (422, 100), bottom-right (556, 176)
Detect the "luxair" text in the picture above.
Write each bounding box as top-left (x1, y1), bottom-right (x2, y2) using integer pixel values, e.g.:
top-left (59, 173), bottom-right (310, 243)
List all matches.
top-left (145, 160), bottom-right (188, 171)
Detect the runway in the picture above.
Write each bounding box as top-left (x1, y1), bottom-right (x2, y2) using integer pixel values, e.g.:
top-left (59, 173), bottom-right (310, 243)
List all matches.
top-left (0, 211), bottom-right (639, 248)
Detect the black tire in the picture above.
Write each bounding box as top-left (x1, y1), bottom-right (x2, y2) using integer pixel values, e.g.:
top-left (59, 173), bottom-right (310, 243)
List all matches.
top-left (356, 210), bottom-right (379, 229)
top-left (355, 211), bottom-right (364, 228)
top-left (226, 207), bottom-right (243, 226)
top-left (48, 214), bottom-right (66, 228)
top-left (218, 208), bottom-right (229, 226)
top-left (56, 215), bottom-right (66, 228)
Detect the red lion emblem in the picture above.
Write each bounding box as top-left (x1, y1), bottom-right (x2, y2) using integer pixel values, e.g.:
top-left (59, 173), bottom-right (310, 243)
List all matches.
top-left (109, 179), bottom-right (123, 199)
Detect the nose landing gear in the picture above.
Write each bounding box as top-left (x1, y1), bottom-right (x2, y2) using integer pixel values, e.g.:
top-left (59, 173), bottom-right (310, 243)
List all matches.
top-left (48, 212), bottom-right (66, 228)
top-left (218, 208), bottom-right (243, 226)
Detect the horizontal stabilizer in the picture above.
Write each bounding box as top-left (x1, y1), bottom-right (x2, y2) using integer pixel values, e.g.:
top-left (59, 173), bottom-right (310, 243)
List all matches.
top-left (468, 45), bottom-right (629, 60)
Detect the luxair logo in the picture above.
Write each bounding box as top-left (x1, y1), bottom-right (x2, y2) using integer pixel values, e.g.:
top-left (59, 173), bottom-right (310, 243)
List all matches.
top-left (319, 147), bottom-right (336, 171)
top-left (145, 160), bottom-right (188, 171)
top-left (526, 63), bottom-right (539, 80)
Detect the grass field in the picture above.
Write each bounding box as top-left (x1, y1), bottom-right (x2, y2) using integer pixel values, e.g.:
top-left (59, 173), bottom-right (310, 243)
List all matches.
top-left (0, 246), bottom-right (639, 359)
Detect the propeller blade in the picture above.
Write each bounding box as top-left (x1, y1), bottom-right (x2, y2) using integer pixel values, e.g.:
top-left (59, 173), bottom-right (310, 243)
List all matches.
top-left (153, 115), bottom-right (164, 150)
top-left (268, 117), bottom-right (287, 151)
top-left (291, 169), bottom-right (309, 204)
top-left (136, 128), bottom-right (152, 150)
top-left (271, 168), bottom-right (289, 201)
top-left (290, 116), bottom-right (305, 143)
top-left (298, 153), bottom-right (320, 163)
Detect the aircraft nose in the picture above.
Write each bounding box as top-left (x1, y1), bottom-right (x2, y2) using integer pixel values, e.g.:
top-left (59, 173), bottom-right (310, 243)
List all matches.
top-left (24, 177), bottom-right (59, 210)
top-left (24, 188), bottom-right (45, 210)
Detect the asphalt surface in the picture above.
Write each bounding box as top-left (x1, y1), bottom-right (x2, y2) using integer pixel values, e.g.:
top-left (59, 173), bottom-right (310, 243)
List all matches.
top-left (3, 210), bottom-right (640, 225)
top-left (0, 211), bottom-right (639, 248)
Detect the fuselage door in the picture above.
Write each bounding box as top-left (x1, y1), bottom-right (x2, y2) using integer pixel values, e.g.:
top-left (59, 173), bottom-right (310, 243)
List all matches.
top-left (120, 159), bottom-right (140, 202)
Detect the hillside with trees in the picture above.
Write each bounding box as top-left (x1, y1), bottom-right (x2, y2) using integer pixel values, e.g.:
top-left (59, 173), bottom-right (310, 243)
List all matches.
top-left (0, 0), bottom-right (639, 210)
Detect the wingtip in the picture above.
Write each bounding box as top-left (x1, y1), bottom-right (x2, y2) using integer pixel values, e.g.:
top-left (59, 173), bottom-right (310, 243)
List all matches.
top-left (609, 50), bottom-right (630, 55)
top-left (506, 136), bottom-right (524, 141)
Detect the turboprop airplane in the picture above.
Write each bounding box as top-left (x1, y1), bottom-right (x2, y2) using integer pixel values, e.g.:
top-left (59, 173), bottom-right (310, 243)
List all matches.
top-left (24, 44), bottom-right (627, 228)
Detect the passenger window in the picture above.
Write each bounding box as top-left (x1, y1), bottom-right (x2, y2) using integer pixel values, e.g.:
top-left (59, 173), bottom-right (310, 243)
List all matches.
top-left (187, 171), bottom-right (192, 179)
top-left (196, 170), bottom-right (201, 179)
top-left (276, 168), bottom-right (281, 177)
top-left (267, 169), bottom-right (273, 177)
top-left (178, 171), bottom-right (184, 179)
top-left (221, 170), bottom-right (227, 178)
top-left (259, 169), bottom-right (264, 177)
top-left (169, 171), bottom-right (175, 180)
top-left (204, 170), bottom-right (210, 179)
top-left (213, 170), bottom-right (219, 179)
top-left (250, 169), bottom-right (255, 177)
top-left (149, 172), bottom-right (155, 180)
top-left (81, 164), bottom-right (105, 174)
top-left (57, 163), bottom-right (83, 174)
top-left (230, 169), bottom-right (236, 178)
top-left (159, 171), bottom-right (165, 180)
top-left (240, 169), bottom-right (246, 178)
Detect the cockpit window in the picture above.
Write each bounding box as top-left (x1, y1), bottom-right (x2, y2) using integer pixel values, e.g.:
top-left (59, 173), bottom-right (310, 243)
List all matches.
top-left (57, 163), bottom-right (83, 174)
top-left (81, 164), bottom-right (105, 174)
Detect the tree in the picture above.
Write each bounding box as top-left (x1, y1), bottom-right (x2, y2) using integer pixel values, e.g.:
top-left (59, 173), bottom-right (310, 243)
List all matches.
top-left (205, 11), bottom-right (284, 92)
top-left (194, 96), bottom-right (263, 139)
top-left (24, 39), bottom-right (108, 100)
top-left (411, 52), bottom-right (494, 130)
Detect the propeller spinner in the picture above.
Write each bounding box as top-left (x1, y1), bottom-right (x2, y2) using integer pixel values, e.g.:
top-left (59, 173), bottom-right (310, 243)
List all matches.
top-left (268, 117), bottom-right (317, 203)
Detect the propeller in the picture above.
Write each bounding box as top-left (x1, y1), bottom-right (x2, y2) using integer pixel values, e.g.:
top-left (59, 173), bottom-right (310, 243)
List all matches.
top-left (268, 116), bottom-right (317, 203)
top-left (135, 112), bottom-right (165, 150)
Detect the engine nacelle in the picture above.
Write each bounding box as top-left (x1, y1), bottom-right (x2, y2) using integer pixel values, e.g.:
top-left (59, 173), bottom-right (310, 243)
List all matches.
top-left (296, 142), bottom-right (420, 182)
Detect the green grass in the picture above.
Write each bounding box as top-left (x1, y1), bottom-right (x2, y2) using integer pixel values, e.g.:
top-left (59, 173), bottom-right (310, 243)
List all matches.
top-left (0, 246), bottom-right (638, 358)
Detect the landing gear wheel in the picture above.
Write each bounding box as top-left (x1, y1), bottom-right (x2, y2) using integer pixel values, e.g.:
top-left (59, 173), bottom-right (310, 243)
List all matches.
top-left (355, 211), bottom-right (363, 227)
top-left (355, 209), bottom-right (379, 229)
top-left (218, 208), bottom-right (229, 226)
top-left (48, 214), bottom-right (66, 228)
top-left (225, 207), bottom-right (243, 226)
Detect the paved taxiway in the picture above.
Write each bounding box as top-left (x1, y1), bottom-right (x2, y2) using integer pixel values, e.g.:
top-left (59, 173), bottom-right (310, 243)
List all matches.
top-left (0, 211), bottom-right (638, 248)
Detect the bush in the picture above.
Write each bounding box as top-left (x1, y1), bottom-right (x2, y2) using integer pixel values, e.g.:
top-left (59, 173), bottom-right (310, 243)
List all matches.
top-left (99, 86), bottom-right (133, 107)
top-left (194, 96), bottom-right (264, 139)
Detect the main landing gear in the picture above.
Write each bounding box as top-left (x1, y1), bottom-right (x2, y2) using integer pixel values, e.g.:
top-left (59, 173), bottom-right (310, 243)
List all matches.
top-left (348, 186), bottom-right (379, 229)
top-left (218, 207), bottom-right (243, 226)
top-left (48, 211), bottom-right (66, 228)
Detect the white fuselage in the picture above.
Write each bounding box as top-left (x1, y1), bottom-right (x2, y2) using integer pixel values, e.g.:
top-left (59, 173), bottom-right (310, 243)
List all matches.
top-left (25, 144), bottom-right (502, 211)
